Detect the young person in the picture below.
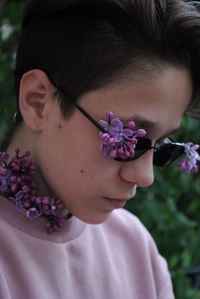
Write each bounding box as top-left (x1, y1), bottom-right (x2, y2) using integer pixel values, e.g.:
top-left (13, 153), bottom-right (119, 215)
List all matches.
top-left (0, 0), bottom-right (200, 298)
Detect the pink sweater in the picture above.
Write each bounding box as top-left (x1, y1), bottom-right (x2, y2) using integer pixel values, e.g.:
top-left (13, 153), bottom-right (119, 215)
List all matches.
top-left (0, 196), bottom-right (175, 299)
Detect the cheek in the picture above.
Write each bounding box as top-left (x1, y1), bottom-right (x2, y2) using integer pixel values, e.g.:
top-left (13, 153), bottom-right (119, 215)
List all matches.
top-left (36, 132), bottom-right (102, 194)
top-left (36, 120), bottom-right (118, 198)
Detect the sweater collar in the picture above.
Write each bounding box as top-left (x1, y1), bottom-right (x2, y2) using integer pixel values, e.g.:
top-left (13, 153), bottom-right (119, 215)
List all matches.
top-left (0, 196), bottom-right (86, 243)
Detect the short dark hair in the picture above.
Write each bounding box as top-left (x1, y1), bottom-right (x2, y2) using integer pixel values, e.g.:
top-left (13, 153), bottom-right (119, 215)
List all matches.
top-left (15, 0), bottom-right (200, 123)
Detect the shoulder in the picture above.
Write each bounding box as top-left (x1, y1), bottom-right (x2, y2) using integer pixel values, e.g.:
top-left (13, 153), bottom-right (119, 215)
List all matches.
top-left (102, 209), bottom-right (167, 266)
top-left (103, 208), bottom-right (154, 244)
top-left (100, 208), bottom-right (170, 277)
top-left (84, 208), bottom-right (157, 256)
top-left (100, 209), bottom-right (174, 298)
top-left (94, 208), bottom-right (165, 266)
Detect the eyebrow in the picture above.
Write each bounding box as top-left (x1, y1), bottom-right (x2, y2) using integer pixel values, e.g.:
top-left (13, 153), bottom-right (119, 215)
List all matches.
top-left (124, 115), bottom-right (180, 138)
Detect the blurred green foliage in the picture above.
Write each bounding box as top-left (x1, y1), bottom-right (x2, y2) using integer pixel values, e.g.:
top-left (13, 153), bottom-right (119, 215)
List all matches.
top-left (0, 1), bottom-right (200, 298)
top-left (0, 0), bottom-right (25, 140)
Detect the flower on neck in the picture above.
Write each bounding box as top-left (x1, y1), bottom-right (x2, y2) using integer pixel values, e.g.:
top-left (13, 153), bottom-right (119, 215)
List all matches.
top-left (0, 149), bottom-right (70, 233)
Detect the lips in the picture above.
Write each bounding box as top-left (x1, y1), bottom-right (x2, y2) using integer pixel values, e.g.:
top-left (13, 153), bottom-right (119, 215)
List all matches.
top-left (104, 196), bottom-right (131, 201)
top-left (103, 197), bottom-right (128, 209)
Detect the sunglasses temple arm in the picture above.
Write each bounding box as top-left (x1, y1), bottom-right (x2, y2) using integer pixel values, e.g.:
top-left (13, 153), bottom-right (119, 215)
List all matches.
top-left (167, 138), bottom-right (187, 148)
top-left (73, 102), bottom-right (107, 133)
top-left (152, 141), bottom-right (186, 150)
top-left (55, 85), bottom-right (107, 134)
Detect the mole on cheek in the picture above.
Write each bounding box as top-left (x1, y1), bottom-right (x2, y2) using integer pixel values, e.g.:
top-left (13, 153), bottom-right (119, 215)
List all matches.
top-left (58, 124), bottom-right (62, 129)
top-left (80, 169), bottom-right (84, 174)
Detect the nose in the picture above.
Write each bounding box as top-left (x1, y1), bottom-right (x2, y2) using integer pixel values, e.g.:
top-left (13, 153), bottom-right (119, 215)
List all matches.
top-left (119, 150), bottom-right (154, 187)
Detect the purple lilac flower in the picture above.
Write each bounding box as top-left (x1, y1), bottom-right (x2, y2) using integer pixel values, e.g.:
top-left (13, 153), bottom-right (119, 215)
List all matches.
top-left (0, 149), bottom-right (69, 233)
top-left (9, 191), bottom-right (24, 212)
top-left (26, 207), bottom-right (41, 220)
top-left (99, 112), bottom-right (146, 159)
top-left (15, 191), bottom-right (24, 212)
top-left (0, 168), bottom-right (11, 193)
top-left (177, 143), bottom-right (200, 174)
top-left (0, 152), bottom-right (9, 164)
top-left (0, 176), bottom-right (8, 192)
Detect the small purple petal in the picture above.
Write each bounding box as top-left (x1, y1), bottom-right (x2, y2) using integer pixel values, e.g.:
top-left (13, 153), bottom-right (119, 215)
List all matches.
top-left (11, 184), bottom-right (17, 192)
top-left (108, 149), bottom-right (117, 159)
top-left (26, 207), bottom-right (41, 220)
top-left (99, 120), bottom-right (109, 129)
top-left (127, 121), bottom-right (135, 129)
top-left (106, 111), bottom-right (113, 120)
top-left (137, 129), bottom-right (146, 137)
top-left (108, 127), bottom-right (118, 135)
top-left (123, 129), bottom-right (134, 138)
top-left (111, 118), bottom-right (123, 130)
top-left (101, 133), bottom-right (110, 143)
top-left (113, 133), bottom-right (123, 143)
top-left (16, 200), bottom-right (23, 212)
top-left (16, 191), bottom-right (24, 201)
top-left (14, 191), bottom-right (24, 212)
top-left (130, 137), bottom-right (137, 145)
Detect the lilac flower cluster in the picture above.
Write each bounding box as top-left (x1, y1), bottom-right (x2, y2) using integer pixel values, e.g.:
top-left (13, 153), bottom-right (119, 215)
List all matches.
top-left (98, 111), bottom-right (200, 173)
top-left (0, 149), bottom-right (68, 233)
top-left (99, 111), bottom-right (146, 160)
top-left (177, 143), bottom-right (200, 174)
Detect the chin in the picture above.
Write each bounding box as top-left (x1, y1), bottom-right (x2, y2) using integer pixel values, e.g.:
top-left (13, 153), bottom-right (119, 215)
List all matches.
top-left (75, 211), bottom-right (112, 225)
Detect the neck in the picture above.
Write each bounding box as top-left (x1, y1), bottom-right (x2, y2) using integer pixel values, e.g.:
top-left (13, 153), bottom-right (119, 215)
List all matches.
top-left (6, 124), bottom-right (55, 198)
top-left (7, 124), bottom-right (34, 158)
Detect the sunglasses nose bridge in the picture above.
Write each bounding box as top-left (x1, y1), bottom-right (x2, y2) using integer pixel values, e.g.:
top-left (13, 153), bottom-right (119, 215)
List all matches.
top-left (150, 144), bottom-right (160, 151)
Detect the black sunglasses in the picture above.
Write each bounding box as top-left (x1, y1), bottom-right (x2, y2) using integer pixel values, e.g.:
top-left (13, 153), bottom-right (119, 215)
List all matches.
top-left (73, 102), bottom-right (186, 166)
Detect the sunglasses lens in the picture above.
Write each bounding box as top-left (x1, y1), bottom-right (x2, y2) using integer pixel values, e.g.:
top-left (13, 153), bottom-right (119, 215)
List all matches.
top-left (134, 137), bottom-right (152, 159)
top-left (114, 137), bottom-right (152, 162)
top-left (153, 143), bottom-right (185, 166)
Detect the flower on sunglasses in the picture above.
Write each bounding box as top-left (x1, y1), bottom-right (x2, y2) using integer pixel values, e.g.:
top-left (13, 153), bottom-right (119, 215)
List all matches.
top-left (176, 143), bottom-right (200, 174)
top-left (99, 111), bottom-right (146, 160)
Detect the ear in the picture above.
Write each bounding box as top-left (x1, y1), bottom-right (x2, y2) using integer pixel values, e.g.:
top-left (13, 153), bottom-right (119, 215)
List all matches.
top-left (18, 69), bottom-right (56, 131)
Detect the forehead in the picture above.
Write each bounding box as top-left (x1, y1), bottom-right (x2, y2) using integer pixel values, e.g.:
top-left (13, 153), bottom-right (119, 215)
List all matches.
top-left (78, 66), bottom-right (192, 137)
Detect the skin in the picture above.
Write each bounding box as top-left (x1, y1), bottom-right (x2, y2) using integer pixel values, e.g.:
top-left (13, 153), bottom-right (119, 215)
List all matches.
top-left (8, 66), bottom-right (192, 224)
